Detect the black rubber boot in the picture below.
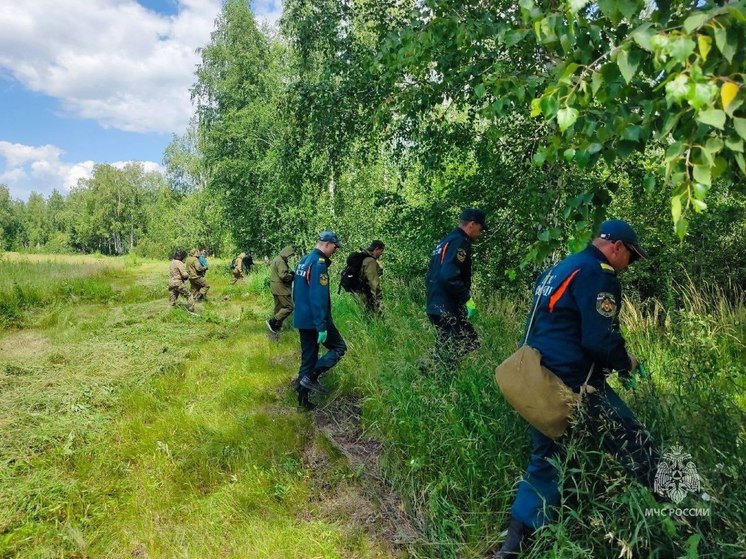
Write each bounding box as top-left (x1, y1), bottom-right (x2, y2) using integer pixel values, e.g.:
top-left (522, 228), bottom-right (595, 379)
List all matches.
top-left (266, 318), bottom-right (280, 334)
top-left (297, 387), bottom-right (315, 411)
top-left (492, 518), bottom-right (529, 558)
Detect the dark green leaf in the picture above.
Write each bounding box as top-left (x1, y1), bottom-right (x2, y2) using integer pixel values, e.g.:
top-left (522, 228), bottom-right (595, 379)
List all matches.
top-left (712, 156), bottom-right (728, 178)
top-left (735, 152), bottom-right (746, 174)
top-left (665, 141), bottom-right (685, 162)
top-left (575, 149), bottom-right (591, 167)
top-left (714, 27), bottom-right (737, 63)
top-left (725, 135), bottom-right (744, 152)
top-left (622, 125), bottom-right (642, 141)
top-left (540, 95), bottom-right (559, 117)
top-left (617, 48), bottom-right (641, 84)
top-left (631, 22), bottom-right (654, 52)
top-left (598, 0), bottom-right (619, 22)
top-left (617, 0), bottom-right (640, 20)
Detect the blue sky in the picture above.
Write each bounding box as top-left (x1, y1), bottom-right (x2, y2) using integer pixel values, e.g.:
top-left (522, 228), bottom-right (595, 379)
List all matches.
top-left (0, 0), bottom-right (283, 200)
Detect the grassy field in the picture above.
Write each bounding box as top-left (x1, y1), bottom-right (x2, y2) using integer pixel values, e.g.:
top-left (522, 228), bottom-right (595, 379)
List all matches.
top-left (2, 252), bottom-right (745, 558)
top-left (0, 253), bottom-right (402, 558)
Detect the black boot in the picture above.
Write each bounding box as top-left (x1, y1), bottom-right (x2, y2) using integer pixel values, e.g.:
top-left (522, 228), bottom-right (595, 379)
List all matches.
top-left (297, 387), bottom-right (315, 411)
top-left (266, 318), bottom-right (280, 334)
top-left (491, 518), bottom-right (529, 558)
top-left (300, 376), bottom-right (328, 394)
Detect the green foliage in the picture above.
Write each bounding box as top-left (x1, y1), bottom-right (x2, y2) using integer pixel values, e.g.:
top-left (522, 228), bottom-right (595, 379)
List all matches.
top-left (332, 279), bottom-right (746, 557)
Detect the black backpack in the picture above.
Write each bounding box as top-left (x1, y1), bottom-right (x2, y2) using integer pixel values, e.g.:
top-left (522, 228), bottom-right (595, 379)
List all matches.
top-left (338, 251), bottom-right (367, 294)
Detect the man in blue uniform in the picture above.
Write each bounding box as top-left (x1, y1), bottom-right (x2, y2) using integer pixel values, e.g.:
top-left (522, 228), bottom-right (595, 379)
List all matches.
top-left (493, 220), bottom-right (660, 558)
top-left (293, 231), bottom-right (347, 411)
top-left (422, 208), bottom-right (487, 373)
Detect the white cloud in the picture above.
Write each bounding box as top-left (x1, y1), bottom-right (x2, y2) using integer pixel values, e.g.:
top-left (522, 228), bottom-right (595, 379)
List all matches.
top-left (0, 0), bottom-right (226, 134)
top-left (0, 140), bottom-right (162, 199)
top-left (252, 0), bottom-right (284, 27)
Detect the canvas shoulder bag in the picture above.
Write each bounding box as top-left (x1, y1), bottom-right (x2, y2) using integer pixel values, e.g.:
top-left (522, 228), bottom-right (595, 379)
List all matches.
top-left (495, 267), bottom-right (594, 440)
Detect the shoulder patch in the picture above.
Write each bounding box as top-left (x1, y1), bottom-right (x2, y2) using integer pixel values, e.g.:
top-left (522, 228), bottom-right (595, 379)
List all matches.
top-left (319, 273), bottom-right (329, 286)
top-left (456, 248), bottom-right (467, 262)
top-left (319, 257), bottom-right (325, 262)
top-left (600, 263), bottom-right (615, 273)
top-left (596, 292), bottom-right (617, 317)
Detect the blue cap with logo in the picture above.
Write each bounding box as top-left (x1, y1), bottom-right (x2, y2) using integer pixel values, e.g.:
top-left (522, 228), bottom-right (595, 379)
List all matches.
top-left (317, 230), bottom-right (343, 248)
top-left (460, 208), bottom-right (489, 231)
top-left (598, 219), bottom-right (647, 261)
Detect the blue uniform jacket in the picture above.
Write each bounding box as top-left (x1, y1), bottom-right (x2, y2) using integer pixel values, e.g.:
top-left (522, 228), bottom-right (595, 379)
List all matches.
top-left (525, 244), bottom-right (632, 390)
top-left (293, 248), bottom-right (332, 331)
top-left (425, 228), bottom-right (473, 316)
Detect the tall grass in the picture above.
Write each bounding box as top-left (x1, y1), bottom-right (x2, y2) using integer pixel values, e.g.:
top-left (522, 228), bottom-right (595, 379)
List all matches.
top-left (330, 278), bottom-right (746, 558)
top-left (0, 254), bottom-right (118, 327)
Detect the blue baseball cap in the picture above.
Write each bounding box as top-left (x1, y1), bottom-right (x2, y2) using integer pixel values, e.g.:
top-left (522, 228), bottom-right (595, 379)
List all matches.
top-left (460, 208), bottom-right (489, 231)
top-left (317, 230), bottom-right (343, 248)
top-left (598, 220), bottom-right (647, 261)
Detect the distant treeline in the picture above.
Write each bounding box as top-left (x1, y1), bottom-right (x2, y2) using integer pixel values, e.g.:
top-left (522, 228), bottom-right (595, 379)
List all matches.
top-left (0, 162), bottom-right (231, 259)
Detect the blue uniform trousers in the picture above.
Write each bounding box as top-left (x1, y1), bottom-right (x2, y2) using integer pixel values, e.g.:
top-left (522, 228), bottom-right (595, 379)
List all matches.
top-left (428, 312), bottom-right (480, 371)
top-left (511, 382), bottom-right (659, 529)
top-left (297, 321), bottom-right (347, 383)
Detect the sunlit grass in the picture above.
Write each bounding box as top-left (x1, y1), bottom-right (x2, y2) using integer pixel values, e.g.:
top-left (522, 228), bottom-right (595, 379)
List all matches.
top-left (0, 254), bottom-right (400, 558)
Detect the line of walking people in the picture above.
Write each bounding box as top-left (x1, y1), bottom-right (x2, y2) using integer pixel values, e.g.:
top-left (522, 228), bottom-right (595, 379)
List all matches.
top-left (266, 209), bottom-right (661, 558)
top-left (167, 207), bottom-right (662, 558)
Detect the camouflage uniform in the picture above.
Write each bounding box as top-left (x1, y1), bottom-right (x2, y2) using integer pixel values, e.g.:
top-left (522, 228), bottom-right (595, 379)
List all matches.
top-left (230, 252), bottom-right (246, 285)
top-left (358, 250), bottom-right (383, 314)
top-left (168, 258), bottom-right (194, 311)
top-left (185, 248), bottom-right (209, 300)
top-left (268, 246), bottom-right (295, 330)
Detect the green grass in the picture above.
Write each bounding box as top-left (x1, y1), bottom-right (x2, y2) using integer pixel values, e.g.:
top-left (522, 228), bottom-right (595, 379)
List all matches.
top-left (0, 254), bottom-right (400, 558)
top-left (2, 253), bottom-right (744, 558)
top-left (329, 278), bottom-right (746, 558)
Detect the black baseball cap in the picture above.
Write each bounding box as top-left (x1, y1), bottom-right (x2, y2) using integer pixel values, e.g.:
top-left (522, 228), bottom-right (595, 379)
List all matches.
top-left (460, 208), bottom-right (489, 231)
top-left (598, 220), bottom-right (648, 261)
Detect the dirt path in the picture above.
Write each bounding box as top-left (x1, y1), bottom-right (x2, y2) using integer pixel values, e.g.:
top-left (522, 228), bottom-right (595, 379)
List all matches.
top-left (313, 396), bottom-right (422, 552)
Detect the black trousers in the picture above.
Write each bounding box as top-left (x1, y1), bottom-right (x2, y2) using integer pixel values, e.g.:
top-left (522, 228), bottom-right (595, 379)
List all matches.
top-left (297, 321), bottom-right (347, 382)
top-left (428, 311), bottom-right (480, 371)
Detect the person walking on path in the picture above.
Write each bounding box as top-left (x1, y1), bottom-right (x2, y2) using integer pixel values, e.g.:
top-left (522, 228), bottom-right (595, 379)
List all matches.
top-left (267, 245), bottom-right (296, 334)
top-left (492, 220), bottom-right (659, 558)
top-left (168, 249), bottom-right (195, 313)
top-left (293, 231), bottom-right (347, 411)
